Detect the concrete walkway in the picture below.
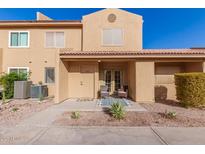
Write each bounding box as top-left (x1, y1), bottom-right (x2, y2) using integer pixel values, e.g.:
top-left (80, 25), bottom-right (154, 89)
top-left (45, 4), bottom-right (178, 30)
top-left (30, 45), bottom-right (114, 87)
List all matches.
top-left (1, 126), bottom-right (205, 144)
top-left (1, 100), bottom-right (205, 144)
top-left (62, 98), bottom-right (147, 112)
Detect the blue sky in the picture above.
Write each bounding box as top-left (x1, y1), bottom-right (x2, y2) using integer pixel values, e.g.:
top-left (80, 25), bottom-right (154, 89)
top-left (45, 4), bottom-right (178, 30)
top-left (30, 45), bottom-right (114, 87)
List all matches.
top-left (0, 8), bottom-right (205, 49)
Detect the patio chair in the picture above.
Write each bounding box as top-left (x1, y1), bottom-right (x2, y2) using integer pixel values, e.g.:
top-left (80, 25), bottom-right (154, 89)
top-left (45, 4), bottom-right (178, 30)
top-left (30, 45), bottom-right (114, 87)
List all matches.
top-left (100, 85), bottom-right (109, 98)
top-left (117, 85), bottom-right (128, 98)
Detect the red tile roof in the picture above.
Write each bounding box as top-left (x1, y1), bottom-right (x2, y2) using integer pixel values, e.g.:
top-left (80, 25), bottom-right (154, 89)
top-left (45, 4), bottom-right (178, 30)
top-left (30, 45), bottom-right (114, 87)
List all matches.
top-left (0, 20), bottom-right (82, 28)
top-left (59, 48), bottom-right (205, 57)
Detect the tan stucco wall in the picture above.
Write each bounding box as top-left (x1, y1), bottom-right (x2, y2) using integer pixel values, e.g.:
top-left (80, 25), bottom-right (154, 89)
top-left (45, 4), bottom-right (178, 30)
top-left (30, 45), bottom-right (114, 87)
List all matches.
top-left (82, 8), bottom-right (143, 51)
top-left (37, 12), bottom-right (53, 21)
top-left (0, 28), bottom-right (82, 96)
top-left (203, 62), bottom-right (205, 72)
top-left (55, 58), bottom-right (69, 103)
top-left (1, 9), bottom-right (205, 104)
top-left (135, 61), bottom-right (155, 103)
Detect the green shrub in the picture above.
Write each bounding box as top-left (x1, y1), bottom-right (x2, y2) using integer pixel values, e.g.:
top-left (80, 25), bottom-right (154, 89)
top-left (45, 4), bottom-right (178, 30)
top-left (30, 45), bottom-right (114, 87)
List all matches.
top-left (71, 111), bottom-right (80, 119)
top-left (12, 107), bottom-right (19, 112)
top-left (175, 73), bottom-right (205, 107)
top-left (164, 110), bottom-right (177, 119)
top-left (110, 102), bottom-right (125, 120)
top-left (0, 72), bottom-right (29, 99)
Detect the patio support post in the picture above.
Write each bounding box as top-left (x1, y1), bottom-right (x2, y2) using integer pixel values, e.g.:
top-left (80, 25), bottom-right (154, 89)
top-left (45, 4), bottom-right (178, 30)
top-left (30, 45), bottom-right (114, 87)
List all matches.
top-left (94, 62), bottom-right (99, 99)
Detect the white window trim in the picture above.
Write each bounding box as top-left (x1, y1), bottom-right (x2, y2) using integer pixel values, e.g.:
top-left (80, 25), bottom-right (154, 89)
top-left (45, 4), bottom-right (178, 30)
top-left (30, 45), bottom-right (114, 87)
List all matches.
top-left (8, 31), bottom-right (30, 48)
top-left (44, 67), bottom-right (55, 84)
top-left (44, 31), bottom-right (65, 49)
top-left (8, 67), bottom-right (29, 74)
top-left (101, 28), bottom-right (124, 47)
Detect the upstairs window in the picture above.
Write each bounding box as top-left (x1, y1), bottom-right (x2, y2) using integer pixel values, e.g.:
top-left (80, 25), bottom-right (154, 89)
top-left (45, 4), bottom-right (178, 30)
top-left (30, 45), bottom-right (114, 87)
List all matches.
top-left (45, 32), bottom-right (64, 48)
top-left (102, 28), bottom-right (123, 46)
top-left (9, 31), bottom-right (29, 48)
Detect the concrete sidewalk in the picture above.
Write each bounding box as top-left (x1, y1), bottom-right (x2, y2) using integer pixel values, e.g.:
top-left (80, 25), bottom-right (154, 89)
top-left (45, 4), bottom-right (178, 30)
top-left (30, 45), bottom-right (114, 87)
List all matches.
top-left (1, 126), bottom-right (205, 145)
top-left (1, 100), bottom-right (205, 145)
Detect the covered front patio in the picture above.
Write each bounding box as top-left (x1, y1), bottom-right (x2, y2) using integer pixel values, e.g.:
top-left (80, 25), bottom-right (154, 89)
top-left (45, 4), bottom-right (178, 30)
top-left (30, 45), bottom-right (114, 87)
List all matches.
top-left (55, 58), bottom-right (139, 103)
top-left (55, 49), bottom-right (205, 104)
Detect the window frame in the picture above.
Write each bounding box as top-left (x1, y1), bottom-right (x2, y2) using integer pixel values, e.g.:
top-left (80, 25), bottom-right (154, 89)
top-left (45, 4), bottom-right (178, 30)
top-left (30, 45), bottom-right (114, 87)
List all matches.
top-left (8, 67), bottom-right (29, 74)
top-left (8, 31), bottom-right (30, 48)
top-left (44, 67), bottom-right (55, 84)
top-left (101, 28), bottom-right (124, 47)
top-left (45, 31), bottom-right (65, 48)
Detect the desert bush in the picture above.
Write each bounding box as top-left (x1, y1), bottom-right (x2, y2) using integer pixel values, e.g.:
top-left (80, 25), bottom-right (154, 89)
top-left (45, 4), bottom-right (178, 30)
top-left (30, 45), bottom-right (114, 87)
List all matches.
top-left (175, 73), bottom-right (205, 107)
top-left (12, 107), bottom-right (19, 112)
top-left (0, 72), bottom-right (29, 99)
top-left (164, 110), bottom-right (177, 119)
top-left (110, 102), bottom-right (125, 120)
top-left (71, 111), bottom-right (80, 119)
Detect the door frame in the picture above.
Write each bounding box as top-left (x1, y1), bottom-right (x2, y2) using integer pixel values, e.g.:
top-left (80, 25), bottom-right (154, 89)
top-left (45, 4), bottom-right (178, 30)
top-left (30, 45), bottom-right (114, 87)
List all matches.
top-left (68, 62), bottom-right (95, 99)
top-left (79, 64), bottom-right (95, 98)
top-left (104, 69), bottom-right (123, 94)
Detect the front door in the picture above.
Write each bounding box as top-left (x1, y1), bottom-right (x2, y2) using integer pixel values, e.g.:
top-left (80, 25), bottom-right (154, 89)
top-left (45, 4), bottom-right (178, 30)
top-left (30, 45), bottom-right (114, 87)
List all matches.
top-left (104, 70), bottom-right (122, 95)
top-left (68, 63), bottom-right (94, 98)
top-left (79, 65), bottom-right (94, 98)
top-left (79, 72), bottom-right (94, 98)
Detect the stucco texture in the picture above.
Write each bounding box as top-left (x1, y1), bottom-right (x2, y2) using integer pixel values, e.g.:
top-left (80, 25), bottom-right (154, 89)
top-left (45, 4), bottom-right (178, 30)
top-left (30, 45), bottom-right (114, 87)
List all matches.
top-left (0, 28), bottom-right (82, 96)
top-left (82, 8), bottom-right (143, 51)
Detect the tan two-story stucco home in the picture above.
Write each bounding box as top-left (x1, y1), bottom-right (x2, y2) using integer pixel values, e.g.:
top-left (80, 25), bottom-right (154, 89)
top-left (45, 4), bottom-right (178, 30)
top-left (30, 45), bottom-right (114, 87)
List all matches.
top-left (0, 8), bottom-right (205, 104)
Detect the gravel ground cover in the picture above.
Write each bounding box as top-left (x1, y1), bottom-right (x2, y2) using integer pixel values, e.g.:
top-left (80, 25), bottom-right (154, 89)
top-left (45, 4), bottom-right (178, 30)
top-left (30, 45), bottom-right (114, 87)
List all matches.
top-left (0, 98), bottom-right (54, 126)
top-left (53, 101), bottom-right (205, 127)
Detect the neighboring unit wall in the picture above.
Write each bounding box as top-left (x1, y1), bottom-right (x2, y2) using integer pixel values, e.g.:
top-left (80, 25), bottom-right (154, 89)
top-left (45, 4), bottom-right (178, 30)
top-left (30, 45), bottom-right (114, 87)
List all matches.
top-left (0, 28), bottom-right (82, 96)
top-left (155, 63), bottom-right (181, 101)
top-left (155, 62), bottom-right (204, 101)
top-left (82, 8), bottom-right (143, 51)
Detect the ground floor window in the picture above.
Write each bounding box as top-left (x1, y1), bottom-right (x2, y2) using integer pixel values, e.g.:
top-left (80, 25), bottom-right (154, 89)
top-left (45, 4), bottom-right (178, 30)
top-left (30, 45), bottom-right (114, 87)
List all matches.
top-left (45, 67), bottom-right (55, 83)
top-left (8, 67), bottom-right (29, 74)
